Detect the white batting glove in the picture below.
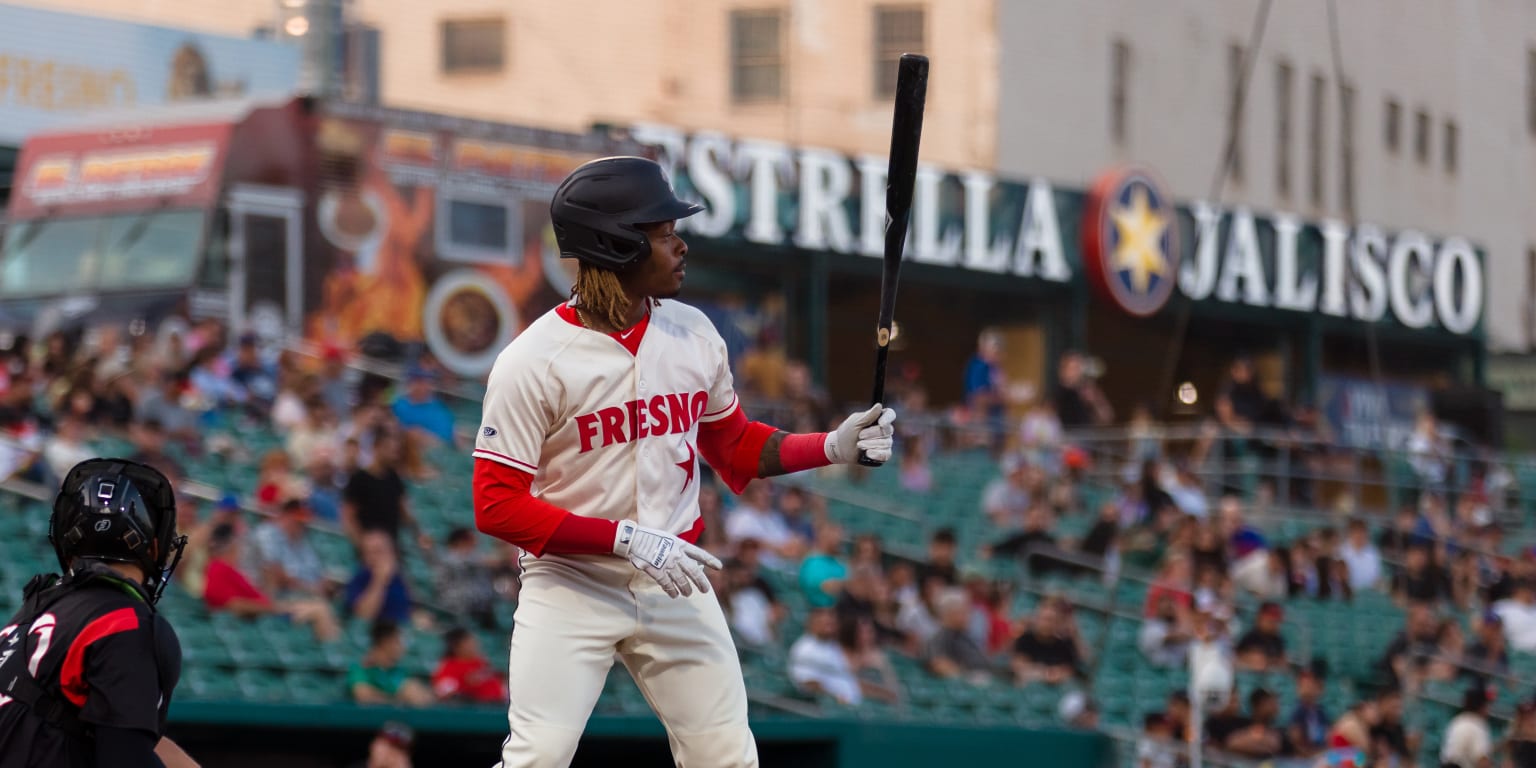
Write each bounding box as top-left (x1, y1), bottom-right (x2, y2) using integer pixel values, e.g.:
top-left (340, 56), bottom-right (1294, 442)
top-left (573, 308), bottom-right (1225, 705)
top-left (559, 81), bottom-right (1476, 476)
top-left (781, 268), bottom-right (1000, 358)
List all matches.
top-left (613, 520), bottom-right (723, 598)
top-left (824, 403), bottom-right (897, 464)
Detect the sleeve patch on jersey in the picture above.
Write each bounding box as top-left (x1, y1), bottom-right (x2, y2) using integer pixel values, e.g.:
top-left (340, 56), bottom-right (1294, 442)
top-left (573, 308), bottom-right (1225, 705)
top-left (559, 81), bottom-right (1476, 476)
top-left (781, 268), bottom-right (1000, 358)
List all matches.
top-left (482, 426), bottom-right (498, 437)
top-left (59, 607), bottom-right (140, 707)
top-left (472, 449), bottom-right (537, 474)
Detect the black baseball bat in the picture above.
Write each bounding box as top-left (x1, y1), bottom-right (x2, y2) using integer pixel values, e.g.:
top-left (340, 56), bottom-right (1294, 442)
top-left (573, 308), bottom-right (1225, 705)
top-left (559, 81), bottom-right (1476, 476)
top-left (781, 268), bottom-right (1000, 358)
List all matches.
top-left (859, 53), bottom-right (929, 468)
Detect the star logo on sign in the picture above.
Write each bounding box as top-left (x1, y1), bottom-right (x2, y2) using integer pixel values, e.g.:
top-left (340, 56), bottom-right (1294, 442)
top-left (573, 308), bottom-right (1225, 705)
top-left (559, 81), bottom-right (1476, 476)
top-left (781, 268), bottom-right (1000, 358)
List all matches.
top-left (1110, 186), bottom-right (1170, 294)
top-left (676, 442), bottom-right (696, 494)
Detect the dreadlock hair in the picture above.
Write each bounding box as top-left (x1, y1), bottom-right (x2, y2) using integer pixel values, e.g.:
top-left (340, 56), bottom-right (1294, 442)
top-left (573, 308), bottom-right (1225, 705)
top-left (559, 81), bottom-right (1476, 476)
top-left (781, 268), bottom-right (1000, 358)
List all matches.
top-left (571, 261), bottom-right (657, 331)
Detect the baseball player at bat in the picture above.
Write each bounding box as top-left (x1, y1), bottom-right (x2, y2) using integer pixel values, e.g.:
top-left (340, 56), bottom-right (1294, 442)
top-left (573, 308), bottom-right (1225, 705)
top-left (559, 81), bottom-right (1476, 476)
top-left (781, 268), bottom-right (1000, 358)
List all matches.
top-left (472, 156), bottom-right (896, 768)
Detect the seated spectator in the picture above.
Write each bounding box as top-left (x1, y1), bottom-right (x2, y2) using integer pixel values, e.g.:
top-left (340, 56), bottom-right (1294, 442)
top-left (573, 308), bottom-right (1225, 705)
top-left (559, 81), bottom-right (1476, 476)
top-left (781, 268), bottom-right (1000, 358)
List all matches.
top-left (1424, 618), bottom-right (1466, 682)
top-left (272, 372), bottom-right (319, 433)
top-left (135, 372), bottom-right (200, 442)
top-left (898, 438), bottom-right (933, 494)
top-left (431, 627), bottom-right (507, 704)
top-left (254, 449), bottom-right (298, 509)
top-left (837, 616), bottom-right (900, 704)
top-left (970, 579), bottom-right (1015, 655)
top-left (40, 413), bottom-right (92, 484)
top-left (798, 523), bottom-right (848, 608)
top-left (1192, 565), bottom-right (1234, 622)
top-left (981, 454), bottom-right (1032, 529)
top-left (1366, 689), bottom-right (1414, 764)
top-left (1380, 602), bottom-right (1442, 690)
top-left (248, 496), bottom-right (329, 599)
top-left (1391, 541), bottom-right (1451, 605)
top-left (1137, 712), bottom-right (1180, 768)
top-left (349, 620), bottom-right (433, 707)
top-left (989, 504), bottom-right (1059, 573)
top-left (126, 418), bottom-right (185, 486)
top-left (1138, 593), bottom-right (1194, 668)
top-left (924, 588), bottom-right (993, 683)
top-left (1211, 688), bottom-right (1283, 759)
top-left (228, 332), bottom-right (278, 417)
top-left (1234, 602), bottom-right (1287, 671)
top-left (1440, 687), bottom-right (1493, 768)
top-left (1011, 600), bottom-right (1083, 685)
top-left (722, 539), bottom-right (782, 647)
top-left (1493, 579), bottom-right (1536, 652)
top-left (345, 530), bottom-right (414, 626)
top-left (914, 528), bottom-right (959, 587)
top-left (1339, 518), bottom-right (1383, 591)
top-left (318, 345), bottom-right (356, 418)
top-left (203, 523), bottom-right (339, 641)
top-left (287, 400), bottom-right (340, 469)
top-left (787, 608), bottom-right (862, 705)
top-left (1464, 611), bottom-right (1510, 680)
top-left (1286, 667), bottom-right (1330, 758)
top-left (1143, 552), bottom-right (1193, 617)
top-left (724, 481), bottom-right (803, 567)
top-left (436, 528), bottom-right (498, 629)
top-left (836, 565), bottom-right (902, 646)
top-left (1508, 699), bottom-right (1536, 768)
top-left (1057, 690), bottom-right (1099, 730)
top-left (346, 720), bottom-right (414, 768)
top-left (777, 486), bottom-right (818, 545)
top-left (1163, 460), bottom-right (1208, 520)
top-left (392, 367), bottom-right (456, 447)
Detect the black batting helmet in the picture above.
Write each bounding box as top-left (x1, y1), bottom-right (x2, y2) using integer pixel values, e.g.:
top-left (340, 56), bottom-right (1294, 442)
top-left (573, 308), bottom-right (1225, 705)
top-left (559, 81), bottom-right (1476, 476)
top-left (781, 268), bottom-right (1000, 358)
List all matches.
top-left (49, 458), bottom-right (186, 605)
top-left (549, 156), bottom-right (704, 270)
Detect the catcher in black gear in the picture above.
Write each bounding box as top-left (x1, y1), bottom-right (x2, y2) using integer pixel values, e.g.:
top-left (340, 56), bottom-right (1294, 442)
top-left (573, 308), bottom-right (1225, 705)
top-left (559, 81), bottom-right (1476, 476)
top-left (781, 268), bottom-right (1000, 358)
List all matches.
top-left (0, 458), bottom-right (198, 768)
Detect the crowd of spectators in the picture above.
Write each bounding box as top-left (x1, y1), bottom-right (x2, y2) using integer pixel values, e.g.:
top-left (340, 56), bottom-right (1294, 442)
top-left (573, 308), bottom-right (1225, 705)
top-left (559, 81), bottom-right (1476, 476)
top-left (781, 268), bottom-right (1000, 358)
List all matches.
top-left (10, 311), bottom-right (1536, 768)
top-left (0, 321), bottom-right (510, 711)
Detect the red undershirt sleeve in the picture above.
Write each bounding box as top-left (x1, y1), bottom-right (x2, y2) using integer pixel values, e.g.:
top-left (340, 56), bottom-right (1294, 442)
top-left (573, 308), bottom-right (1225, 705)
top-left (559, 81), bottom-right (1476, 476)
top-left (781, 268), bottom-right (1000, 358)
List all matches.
top-left (696, 405), bottom-right (832, 494)
top-left (473, 459), bottom-right (616, 556)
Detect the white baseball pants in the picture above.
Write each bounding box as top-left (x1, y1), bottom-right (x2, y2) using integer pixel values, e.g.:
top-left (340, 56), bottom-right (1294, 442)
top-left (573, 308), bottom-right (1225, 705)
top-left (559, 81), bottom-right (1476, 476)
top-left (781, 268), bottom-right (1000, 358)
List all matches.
top-left (494, 554), bottom-right (759, 767)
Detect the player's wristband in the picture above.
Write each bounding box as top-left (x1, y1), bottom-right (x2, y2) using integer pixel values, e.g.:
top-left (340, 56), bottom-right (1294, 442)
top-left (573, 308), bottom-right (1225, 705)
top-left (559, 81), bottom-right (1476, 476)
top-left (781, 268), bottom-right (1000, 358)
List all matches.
top-left (779, 432), bottom-right (832, 473)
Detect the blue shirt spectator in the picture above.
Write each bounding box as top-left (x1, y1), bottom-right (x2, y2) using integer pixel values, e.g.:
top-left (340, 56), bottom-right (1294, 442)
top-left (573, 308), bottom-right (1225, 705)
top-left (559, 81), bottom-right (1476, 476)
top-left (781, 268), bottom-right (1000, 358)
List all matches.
top-left (392, 368), bottom-right (455, 445)
top-left (799, 524), bottom-right (848, 608)
top-left (344, 530), bottom-right (413, 626)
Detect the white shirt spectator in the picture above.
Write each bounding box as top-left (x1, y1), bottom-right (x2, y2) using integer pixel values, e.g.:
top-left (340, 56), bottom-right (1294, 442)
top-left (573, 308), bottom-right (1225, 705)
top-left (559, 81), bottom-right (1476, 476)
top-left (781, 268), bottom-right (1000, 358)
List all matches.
top-left (981, 479), bottom-right (1030, 529)
top-left (725, 504), bottom-right (794, 567)
top-left (729, 586), bottom-right (776, 647)
top-left (41, 433), bottom-right (93, 483)
top-left (1138, 618), bottom-right (1190, 668)
top-left (1339, 541), bottom-right (1383, 591)
top-left (1493, 598), bottom-right (1536, 652)
top-left (1136, 737), bottom-right (1179, 768)
top-left (787, 634), bottom-right (861, 705)
top-left (1439, 712), bottom-right (1491, 768)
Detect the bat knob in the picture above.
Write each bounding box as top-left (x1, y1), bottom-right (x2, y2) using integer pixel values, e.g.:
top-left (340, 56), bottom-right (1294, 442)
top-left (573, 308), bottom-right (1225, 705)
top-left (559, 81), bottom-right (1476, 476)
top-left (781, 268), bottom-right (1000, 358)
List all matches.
top-left (857, 452), bottom-right (885, 468)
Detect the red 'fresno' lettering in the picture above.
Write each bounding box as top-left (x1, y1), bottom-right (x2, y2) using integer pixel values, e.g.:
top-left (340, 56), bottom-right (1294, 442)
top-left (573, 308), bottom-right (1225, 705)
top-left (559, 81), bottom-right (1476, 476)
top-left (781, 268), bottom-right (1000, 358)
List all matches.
top-left (575, 391), bottom-right (711, 452)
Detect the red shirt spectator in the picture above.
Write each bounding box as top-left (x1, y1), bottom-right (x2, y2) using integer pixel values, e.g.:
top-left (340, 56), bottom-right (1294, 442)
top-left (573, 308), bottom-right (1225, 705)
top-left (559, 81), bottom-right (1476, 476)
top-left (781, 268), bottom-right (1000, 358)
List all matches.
top-left (204, 554), bottom-right (271, 611)
top-left (431, 628), bottom-right (507, 704)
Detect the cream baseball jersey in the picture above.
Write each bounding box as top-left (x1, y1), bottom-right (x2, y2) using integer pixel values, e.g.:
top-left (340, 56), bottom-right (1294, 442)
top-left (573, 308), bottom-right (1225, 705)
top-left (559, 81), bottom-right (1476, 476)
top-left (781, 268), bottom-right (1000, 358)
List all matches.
top-left (474, 299), bottom-right (735, 542)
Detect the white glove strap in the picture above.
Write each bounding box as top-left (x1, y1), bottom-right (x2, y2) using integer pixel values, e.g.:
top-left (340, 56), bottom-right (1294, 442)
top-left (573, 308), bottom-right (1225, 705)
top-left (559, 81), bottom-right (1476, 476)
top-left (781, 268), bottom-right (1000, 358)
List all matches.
top-left (614, 520), bottom-right (673, 568)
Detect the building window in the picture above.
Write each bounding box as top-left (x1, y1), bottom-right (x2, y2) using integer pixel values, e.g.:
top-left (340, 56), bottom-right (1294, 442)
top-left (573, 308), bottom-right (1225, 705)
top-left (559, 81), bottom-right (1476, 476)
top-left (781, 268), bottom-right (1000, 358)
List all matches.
top-left (1308, 73), bottom-right (1325, 207)
top-left (1110, 39), bottom-right (1130, 144)
top-left (1443, 119), bottom-right (1458, 174)
top-left (440, 17), bottom-right (505, 74)
top-left (1528, 48), bottom-right (1536, 136)
top-left (1414, 109), bottom-right (1431, 164)
top-left (1340, 81), bottom-right (1355, 214)
top-left (731, 9), bottom-right (785, 103)
top-left (874, 6), bottom-right (925, 98)
top-left (1385, 98), bottom-right (1401, 154)
top-left (1275, 59), bottom-right (1293, 198)
top-left (1226, 43), bottom-right (1245, 182)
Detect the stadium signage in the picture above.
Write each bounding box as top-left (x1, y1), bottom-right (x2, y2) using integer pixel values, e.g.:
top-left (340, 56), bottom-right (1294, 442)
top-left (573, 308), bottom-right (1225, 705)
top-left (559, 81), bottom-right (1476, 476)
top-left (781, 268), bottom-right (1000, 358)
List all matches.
top-left (632, 124), bottom-right (1483, 335)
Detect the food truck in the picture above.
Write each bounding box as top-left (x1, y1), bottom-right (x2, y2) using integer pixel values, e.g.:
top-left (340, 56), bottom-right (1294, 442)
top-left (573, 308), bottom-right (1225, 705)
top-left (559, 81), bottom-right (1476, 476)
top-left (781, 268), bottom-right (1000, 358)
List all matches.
top-left (0, 96), bottom-right (640, 377)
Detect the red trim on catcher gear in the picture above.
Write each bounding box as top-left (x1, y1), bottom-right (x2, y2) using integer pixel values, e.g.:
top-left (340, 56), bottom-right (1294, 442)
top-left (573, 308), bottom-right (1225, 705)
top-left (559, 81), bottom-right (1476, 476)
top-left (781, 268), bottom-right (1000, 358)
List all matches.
top-left (555, 302), bottom-right (649, 356)
top-left (696, 404), bottom-right (776, 494)
top-left (59, 607), bottom-right (140, 707)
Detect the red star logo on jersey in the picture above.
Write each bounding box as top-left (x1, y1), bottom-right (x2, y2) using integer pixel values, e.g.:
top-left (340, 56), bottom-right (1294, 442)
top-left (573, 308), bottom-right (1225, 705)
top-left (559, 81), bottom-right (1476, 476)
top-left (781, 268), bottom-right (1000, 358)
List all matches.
top-left (675, 442), bottom-right (696, 493)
